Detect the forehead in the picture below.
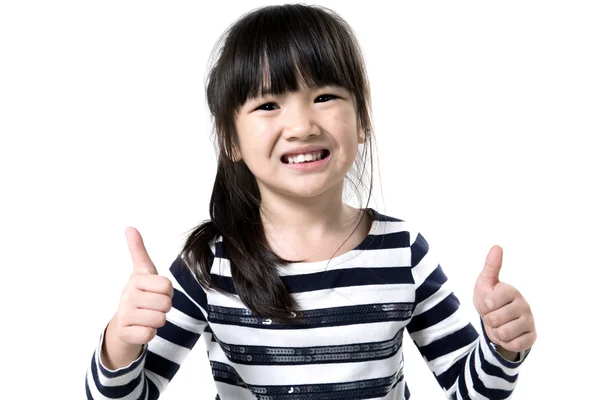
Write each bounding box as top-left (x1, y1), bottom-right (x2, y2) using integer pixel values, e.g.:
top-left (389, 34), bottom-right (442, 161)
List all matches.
top-left (257, 58), bottom-right (320, 95)
top-left (250, 57), bottom-right (346, 103)
top-left (224, 7), bottom-right (363, 109)
top-left (258, 77), bottom-right (320, 98)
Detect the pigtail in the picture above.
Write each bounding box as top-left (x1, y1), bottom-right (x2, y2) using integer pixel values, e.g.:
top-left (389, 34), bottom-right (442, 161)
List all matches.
top-left (181, 156), bottom-right (300, 323)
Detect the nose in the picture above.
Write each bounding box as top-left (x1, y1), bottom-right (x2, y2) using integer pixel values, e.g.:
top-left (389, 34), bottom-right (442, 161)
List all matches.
top-left (281, 105), bottom-right (320, 141)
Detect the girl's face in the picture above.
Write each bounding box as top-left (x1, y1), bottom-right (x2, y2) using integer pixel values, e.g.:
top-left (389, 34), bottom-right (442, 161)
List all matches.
top-left (234, 84), bottom-right (364, 202)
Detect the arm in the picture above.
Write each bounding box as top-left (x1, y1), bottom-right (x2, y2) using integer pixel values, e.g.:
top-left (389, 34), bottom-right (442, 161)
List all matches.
top-left (85, 256), bottom-right (209, 399)
top-left (406, 231), bottom-right (531, 399)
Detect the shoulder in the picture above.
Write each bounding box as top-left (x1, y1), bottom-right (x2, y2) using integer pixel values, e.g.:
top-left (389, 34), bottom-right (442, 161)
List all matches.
top-left (367, 208), bottom-right (436, 265)
top-left (368, 208), bottom-right (423, 245)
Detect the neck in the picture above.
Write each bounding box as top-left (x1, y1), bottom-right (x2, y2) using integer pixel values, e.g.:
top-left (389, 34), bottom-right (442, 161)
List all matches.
top-left (259, 182), bottom-right (360, 242)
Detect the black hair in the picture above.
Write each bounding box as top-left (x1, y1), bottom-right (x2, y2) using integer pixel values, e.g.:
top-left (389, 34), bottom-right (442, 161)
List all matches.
top-left (180, 4), bottom-right (375, 323)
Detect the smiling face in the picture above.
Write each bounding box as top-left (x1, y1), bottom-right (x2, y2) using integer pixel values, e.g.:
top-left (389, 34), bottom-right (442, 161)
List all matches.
top-left (234, 83), bottom-right (365, 202)
top-left (205, 5), bottom-right (374, 210)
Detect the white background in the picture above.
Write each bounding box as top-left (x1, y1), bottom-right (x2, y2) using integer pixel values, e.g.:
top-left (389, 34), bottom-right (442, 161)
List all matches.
top-left (1, 1), bottom-right (598, 399)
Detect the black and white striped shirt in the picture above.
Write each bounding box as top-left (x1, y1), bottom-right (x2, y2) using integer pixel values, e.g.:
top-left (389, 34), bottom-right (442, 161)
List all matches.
top-left (86, 209), bottom-right (529, 399)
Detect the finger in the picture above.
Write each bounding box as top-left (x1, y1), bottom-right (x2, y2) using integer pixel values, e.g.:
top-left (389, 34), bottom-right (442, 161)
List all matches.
top-left (134, 275), bottom-right (174, 297)
top-left (125, 227), bottom-right (158, 275)
top-left (483, 297), bottom-right (528, 328)
top-left (491, 315), bottom-right (533, 343)
top-left (480, 282), bottom-right (519, 314)
top-left (123, 309), bottom-right (168, 329)
top-left (493, 330), bottom-right (537, 354)
top-left (475, 245), bottom-right (503, 291)
top-left (132, 292), bottom-right (172, 313)
top-left (119, 326), bottom-right (157, 345)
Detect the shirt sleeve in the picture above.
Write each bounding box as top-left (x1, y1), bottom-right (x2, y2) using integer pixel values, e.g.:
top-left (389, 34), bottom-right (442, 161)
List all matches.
top-left (85, 256), bottom-right (210, 400)
top-left (406, 230), bottom-right (531, 399)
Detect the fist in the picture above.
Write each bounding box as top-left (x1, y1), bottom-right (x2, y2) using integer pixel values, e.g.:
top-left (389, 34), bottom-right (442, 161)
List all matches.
top-left (113, 227), bottom-right (173, 345)
top-left (473, 245), bottom-right (536, 356)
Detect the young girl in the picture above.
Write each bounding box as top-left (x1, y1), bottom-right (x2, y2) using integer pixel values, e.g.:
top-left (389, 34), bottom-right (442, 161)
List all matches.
top-left (86, 4), bottom-right (536, 399)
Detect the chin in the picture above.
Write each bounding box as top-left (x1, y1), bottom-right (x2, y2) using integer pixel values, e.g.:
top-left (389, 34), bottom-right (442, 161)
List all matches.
top-left (289, 189), bottom-right (329, 199)
top-left (283, 181), bottom-right (342, 200)
top-left (257, 174), bottom-right (345, 201)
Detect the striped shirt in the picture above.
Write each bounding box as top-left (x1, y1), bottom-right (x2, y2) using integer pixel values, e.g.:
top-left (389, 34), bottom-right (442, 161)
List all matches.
top-left (86, 209), bottom-right (529, 399)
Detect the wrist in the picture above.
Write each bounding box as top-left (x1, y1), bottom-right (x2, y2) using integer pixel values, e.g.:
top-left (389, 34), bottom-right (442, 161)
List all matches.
top-left (101, 317), bottom-right (144, 370)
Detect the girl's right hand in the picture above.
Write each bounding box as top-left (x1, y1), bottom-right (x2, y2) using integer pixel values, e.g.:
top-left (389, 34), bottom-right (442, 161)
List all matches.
top-left (113, 227), bottom-right (174, 345)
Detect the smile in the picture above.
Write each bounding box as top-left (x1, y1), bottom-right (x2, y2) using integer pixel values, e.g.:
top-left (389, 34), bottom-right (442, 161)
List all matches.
top-left (281, 150), bottom-right (330, 164)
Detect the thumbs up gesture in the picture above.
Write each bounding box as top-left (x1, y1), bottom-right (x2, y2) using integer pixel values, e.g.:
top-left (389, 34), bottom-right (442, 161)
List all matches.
top-left (473, 245), bottom-right (536, 359)
top-left (113, 227), bottom-right (174, 345)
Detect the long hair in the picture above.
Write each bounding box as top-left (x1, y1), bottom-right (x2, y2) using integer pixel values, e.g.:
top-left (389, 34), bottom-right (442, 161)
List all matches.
top-left (181, 4), bottom-right (375, 323)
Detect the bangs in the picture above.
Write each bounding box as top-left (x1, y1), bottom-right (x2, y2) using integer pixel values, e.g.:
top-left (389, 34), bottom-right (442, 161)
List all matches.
top-left (219, 5), bottom-right (363, 107)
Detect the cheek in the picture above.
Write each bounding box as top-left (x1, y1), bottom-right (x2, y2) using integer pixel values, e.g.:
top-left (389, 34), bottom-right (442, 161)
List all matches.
top-left (330, 109), bottom-right (360, 147)
top-left (237, 119), bottom-right (278, 160)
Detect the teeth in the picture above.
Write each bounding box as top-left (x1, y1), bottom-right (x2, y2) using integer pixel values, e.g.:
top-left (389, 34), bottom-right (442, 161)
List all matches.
top-left (285, 150), bottom-right (325, 164)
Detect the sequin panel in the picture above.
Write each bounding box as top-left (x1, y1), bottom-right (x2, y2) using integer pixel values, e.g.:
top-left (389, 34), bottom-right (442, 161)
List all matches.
top-left (213, 328), bottom-right (404, 365)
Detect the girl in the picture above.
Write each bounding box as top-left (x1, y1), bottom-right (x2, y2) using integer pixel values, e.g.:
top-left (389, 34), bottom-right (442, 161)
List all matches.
top-left (86, 4), bottom-right (536, 399)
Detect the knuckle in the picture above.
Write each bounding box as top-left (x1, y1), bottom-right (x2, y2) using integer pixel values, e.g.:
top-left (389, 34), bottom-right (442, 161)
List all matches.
top-left (150, 275), bottom-right (171, 293)
top-left (494, 327), bottom-right (509, 341)
top-left (513, 337), bottom-right (526, 351)
top-left (519, 332), bottom-right (536, 350)
top-left (163, 297), bottom-right (172, 312)
top-left (159, 277), bottom-right (173, 294)
top-left (140, 328), bottom-right (157, 343)
top-left (157, 312), bottom-right (167, 327)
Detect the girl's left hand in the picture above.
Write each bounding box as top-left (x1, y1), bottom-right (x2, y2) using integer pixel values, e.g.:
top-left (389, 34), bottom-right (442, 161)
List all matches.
top-left (473, 245), bottom-right (537, 360)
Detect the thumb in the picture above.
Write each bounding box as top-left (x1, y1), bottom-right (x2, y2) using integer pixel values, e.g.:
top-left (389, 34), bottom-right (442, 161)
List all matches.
top-left (125, 227), bottom-right (158, 275)
top-left (476, 245), bottom-right (503, 291)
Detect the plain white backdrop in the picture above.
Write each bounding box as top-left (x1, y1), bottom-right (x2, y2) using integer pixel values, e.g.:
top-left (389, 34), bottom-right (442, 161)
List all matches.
top-left (1, 1), bottom-right (598, 398)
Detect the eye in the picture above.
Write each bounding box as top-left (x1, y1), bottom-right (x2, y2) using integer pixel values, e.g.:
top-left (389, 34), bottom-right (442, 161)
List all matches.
top-left (255, 102), bottom-right (279, 111)
top-left (315, 94), bottom-right (339, 103)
